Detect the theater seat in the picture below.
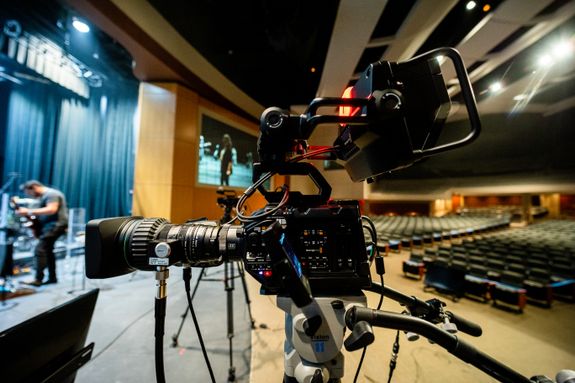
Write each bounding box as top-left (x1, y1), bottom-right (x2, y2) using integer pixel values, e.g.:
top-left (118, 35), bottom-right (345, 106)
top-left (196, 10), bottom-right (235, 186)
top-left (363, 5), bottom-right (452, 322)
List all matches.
top-left (524, 268), bottom-right (553, 307)
top-left (403, 253), bottom-right (425, 280)
top-left (492, 271), bottom-right (527, 313)
top-left (464, 265), bottom-right (493, 302)
top-left (424, 261), bottom-right (466, 301)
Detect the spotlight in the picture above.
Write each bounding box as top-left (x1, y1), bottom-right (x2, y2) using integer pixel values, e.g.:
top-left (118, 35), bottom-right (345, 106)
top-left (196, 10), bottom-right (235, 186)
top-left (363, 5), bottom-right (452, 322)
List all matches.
top-left (4, 20), bottom-right (22, 38)
top-left (466, 1), bottom-right (477, 11)
top-left (72, 18), bottom-right (90, 33)
top-left (537, 54), bottom-right (554, 68)
top-left (489, 82), bottom-right (502, 93)
top-left (483, 4), bottom-right (491, 12)
top-left (551, 40), bottom-right (573, 59)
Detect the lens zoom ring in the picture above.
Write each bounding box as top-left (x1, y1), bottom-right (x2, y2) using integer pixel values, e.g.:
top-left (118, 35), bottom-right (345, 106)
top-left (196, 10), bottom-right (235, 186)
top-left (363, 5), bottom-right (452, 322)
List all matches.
top-left (130, 218), bottom-right (167, 257)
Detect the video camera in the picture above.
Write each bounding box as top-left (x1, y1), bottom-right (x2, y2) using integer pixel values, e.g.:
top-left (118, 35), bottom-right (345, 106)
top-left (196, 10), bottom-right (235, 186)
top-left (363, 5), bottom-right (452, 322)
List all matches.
top-left (216, 187), bottom-right (239, 207)
top-left (82, 48), bottom-right (569, 383)
top-left (85, 47), bottom-right (480, 289)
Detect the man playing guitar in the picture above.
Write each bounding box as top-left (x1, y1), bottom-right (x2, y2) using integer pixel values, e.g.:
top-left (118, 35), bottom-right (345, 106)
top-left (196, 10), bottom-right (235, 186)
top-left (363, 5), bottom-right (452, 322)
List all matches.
top-left (15, 180), bottom-right (68, 287)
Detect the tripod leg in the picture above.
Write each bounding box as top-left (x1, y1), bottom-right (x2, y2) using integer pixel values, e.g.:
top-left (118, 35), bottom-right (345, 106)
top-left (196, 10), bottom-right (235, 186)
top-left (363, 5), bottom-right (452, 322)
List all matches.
top-left (171, 267), bottom-right (205, 347)
top-left (225, 261), bottom-right (236, 381)
top-left (236, 260), bottom-right (256, 329)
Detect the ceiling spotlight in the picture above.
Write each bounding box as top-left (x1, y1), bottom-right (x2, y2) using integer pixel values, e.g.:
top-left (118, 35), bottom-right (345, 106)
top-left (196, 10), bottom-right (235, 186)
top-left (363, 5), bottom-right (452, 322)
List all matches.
top-left (551, 40), bottom-right (573, 59)
top-left (483, 4), bottom-right (491, 12)
top-left (72, 18), bottom-right (90, 33)
top-left (489, 82), bottom-right (502, 93)
top-left (466, 1), bottom-right (477, 10)
top-left (513, 94), bottom-right (527, 101)
top-left (537, 54), bottom-right (554, 68)
top-left (310, 67), bottom-right (316, 73)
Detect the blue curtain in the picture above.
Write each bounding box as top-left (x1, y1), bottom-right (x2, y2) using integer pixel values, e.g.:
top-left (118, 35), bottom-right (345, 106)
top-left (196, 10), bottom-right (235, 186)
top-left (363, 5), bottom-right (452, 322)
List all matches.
top-left (1, 81), bottom-right (138, 220)
top-left (2, 82), bottom-right (59, 184)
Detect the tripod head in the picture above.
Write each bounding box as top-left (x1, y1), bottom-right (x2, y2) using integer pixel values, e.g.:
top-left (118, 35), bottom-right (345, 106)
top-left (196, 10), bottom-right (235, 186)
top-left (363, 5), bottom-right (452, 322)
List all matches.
top-left (216, 187), bottom-right (239, 224)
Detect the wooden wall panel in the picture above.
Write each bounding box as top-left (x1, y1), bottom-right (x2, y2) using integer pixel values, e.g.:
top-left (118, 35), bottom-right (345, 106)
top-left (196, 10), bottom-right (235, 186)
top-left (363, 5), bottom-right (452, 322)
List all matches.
top-left (133, 82), bottom-right (271, 224)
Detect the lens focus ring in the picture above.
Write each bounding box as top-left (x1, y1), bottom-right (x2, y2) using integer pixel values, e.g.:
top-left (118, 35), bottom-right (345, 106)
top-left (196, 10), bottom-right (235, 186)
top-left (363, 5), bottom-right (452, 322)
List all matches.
top-left (130, 218), bottom-right (167, 259)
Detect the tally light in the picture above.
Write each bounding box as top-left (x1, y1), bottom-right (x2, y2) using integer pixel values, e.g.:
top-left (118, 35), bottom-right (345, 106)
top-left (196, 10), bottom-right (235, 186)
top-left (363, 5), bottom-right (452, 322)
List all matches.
top-left (72, 18), bottom-right (90, 33)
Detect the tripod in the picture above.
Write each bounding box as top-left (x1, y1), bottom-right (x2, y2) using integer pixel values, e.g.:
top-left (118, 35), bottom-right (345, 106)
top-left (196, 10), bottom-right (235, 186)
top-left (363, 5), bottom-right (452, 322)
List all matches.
top-left (171, 193), bottom-right (257, 382)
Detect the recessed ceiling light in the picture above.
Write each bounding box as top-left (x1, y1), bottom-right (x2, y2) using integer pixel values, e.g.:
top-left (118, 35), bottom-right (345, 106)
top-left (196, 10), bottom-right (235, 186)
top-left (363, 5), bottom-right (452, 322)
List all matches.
top-left (72, 18), bottom-right (90, 33)
top-left (466, 1), bottom-right (477, 10)
top-left (537, 54), bottom-right (554, 68)
top-left (489, 82), bottom-right (502, 93)
top-left (551, 40), bottom-right (573, 59)
top-left (483, 4), bottom-right (491, 12)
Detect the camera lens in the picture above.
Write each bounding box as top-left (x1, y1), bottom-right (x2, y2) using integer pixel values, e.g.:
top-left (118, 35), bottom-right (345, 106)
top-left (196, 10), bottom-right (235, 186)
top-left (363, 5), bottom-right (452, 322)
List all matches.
top-left (106, 218), bottom-right (245, 271)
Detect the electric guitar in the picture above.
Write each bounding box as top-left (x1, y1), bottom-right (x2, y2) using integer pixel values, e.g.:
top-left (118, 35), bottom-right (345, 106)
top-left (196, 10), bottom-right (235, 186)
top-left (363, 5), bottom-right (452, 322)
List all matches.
top-left (10, 197), bottom-right (42, 238)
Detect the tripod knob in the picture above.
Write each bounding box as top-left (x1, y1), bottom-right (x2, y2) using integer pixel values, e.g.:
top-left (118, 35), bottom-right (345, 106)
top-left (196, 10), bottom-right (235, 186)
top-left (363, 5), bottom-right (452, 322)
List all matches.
top-left (311, 369), bottom-right (324, 383)
top-left (405, 332), bottom-right (420, 341)
top-left (344, 320), bottom-right (374, 351)
top-left (303, 315), bottom-right (323, 337)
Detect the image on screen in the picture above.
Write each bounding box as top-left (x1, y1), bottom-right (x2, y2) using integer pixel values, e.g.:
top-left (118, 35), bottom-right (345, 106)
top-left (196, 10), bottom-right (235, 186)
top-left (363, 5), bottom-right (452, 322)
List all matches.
top-left (197, 113), bottom-right (260, 188)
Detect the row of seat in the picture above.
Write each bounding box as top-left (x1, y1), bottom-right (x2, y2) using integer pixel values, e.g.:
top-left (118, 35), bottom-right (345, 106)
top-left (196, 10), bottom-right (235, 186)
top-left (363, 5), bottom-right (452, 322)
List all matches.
top-left (371, 214), bottom-right (511, 242)
top-left (401, 219), bottom-right (575, 311)
top-left (370, 214), bottom-right (511, 251)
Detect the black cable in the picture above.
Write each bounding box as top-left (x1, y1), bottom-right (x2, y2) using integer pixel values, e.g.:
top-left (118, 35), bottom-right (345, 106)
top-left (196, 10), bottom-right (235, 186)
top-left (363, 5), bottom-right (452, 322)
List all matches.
top-left (361, 215), bottom-right (378, 249)
top-left (235, 146), bottom-right (339, 222)
top-left (183, 268), bottom-right (216, 383)
top-left (387, 331), bottom-right (400, 383)
top-left (353, 347), bottom-right (368, 383)
top-left (376, 274), bottom-right (384, 310)
top-left (154, 296), bottom-right (167, 383)
top-left (354, 254), bottom-right (385, 383)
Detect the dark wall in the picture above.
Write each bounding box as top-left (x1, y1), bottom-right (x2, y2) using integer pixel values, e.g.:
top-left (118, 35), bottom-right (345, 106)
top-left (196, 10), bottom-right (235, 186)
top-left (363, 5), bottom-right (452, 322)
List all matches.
top-left (371, 109), bottom-right (575, 194)
top-left (367, 201), bottom-right (430, 216)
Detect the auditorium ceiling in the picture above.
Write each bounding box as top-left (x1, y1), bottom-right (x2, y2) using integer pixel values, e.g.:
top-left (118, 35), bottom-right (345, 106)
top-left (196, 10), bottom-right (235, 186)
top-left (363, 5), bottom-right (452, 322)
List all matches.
top-left (11, 0), bottom-right (575, 195)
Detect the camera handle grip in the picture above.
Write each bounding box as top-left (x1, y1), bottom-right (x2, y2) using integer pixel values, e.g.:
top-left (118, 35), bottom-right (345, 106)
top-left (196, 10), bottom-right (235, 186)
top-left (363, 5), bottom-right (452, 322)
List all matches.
top-left (446, 310), bottom-right (483, 337)
top-left (345, 307), bottom-right (531, 383)
top-left (410, 47), bottom-right (481, 158)
top-left (365, 282), bottom-right (482, 337)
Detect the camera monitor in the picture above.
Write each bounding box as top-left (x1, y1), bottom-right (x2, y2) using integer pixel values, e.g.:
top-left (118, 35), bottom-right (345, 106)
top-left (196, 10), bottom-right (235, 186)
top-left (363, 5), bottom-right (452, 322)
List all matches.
top-left (0, 288), bottom-right (99, 383)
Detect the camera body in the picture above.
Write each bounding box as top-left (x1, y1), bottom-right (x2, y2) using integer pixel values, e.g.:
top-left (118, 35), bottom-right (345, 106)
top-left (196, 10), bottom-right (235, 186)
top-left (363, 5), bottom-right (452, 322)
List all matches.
top-left (85, 199), bottom-right (370, 300)
top-left (244, 199), bottom-right (371, 296)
